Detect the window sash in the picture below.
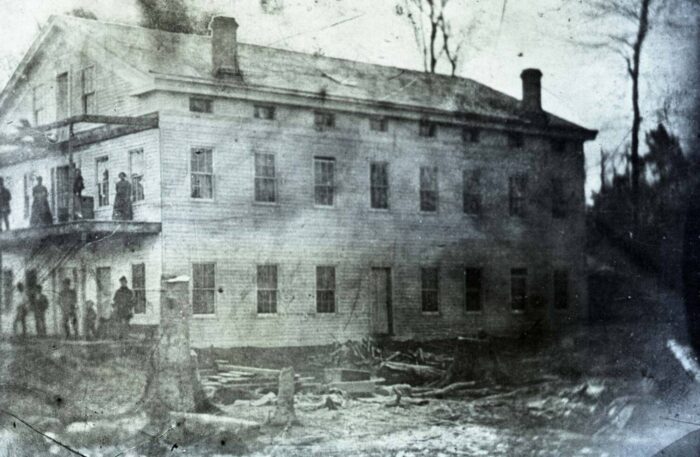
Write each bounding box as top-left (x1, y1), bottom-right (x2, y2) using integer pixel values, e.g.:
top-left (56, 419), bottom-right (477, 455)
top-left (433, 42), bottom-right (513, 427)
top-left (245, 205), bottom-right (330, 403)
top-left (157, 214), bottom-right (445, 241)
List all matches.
top-left (554, 270), bottom-right (569, 309)
top-left (370, 117), bottom-right (388, 132)
top-left (81, 67), bottom-right (96, 115)
top-left (509, 175), bottom-right (527, 216)
top-left (254, 105), bottom-right (275, 119)
top-left (421, 268), bottom-right (439, 312)
top-left (192, 263), bottom-right (215, 314)
top-left (96, 158), bottom-right (109, 207)
top-left (189, 97), bottom-right (212, 113)
top-left (132, 263), bottom-right (146, 314)
top-left (254, 153), bottom-right (276, 203)
top-left (257, 265), bottom-right (278, 314)
top-left (191, 148), bottom-right (213, 199)
top-left (370, 162), bottom-right (389, 209)
top-left (419, 121), bottom-right (436, 137)
top-left (463, 127), bottom-right (480, 143)
top-left (420, 167), bottom-right (438, 212)
top-left (463, 170), bottom-right (482, 215)
top-left (316, 266), bottom-right (336, 313)
top-left (465, 268), bottom-right (482, 311)
top-left (314, 158), bottom-right (335, 206)
top-left (314, 111), bottom-right (335, 128)
top-left (129, 149), bottom-right (145, 202)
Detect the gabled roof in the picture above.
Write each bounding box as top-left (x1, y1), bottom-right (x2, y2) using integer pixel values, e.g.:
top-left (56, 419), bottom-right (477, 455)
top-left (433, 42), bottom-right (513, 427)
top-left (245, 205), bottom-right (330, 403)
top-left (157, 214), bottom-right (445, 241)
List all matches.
top-left (0, 15), bottom-right (596, 138)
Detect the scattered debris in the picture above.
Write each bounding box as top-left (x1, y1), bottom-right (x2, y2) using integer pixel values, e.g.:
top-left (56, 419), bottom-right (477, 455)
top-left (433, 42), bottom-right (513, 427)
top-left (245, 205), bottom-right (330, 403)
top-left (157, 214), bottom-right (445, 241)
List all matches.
top-left (326, 378), bottom-right (386, 396)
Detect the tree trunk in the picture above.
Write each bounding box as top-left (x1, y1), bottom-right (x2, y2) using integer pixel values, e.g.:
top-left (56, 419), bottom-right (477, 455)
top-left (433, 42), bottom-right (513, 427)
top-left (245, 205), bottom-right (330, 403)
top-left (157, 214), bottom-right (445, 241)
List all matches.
top-left (270, 367), bottom-right (297, 426)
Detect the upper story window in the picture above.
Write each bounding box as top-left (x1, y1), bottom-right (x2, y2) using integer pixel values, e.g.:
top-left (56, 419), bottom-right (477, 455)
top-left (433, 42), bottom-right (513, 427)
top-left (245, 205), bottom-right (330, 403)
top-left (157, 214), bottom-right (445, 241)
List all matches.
top-left (316, 266), bottom-right (336, 313)
top-left (254, 153), bottom-right (277, 203)
top-left (32, 84), bottom-right (47, 126)
top-left (129, 148), bottom-right (145, 202)
top-left (96, 157), bottom-right (109, 207)
top-left (132, 263), bottom-right (146, 314)
top-left (314, 157), bottom-right (335, 206)
top-left (191, 148), bottom-right (214, 199)
top-left (189, 97), bottom-right (212, 113)
top-left (463, 127), bottom-right (480, 143)
top-left (419, 166), bottom-right (438, 212)
top-left (509, 174), bottom-right (528, 217)
top-left (419, 120), bottom-right (437, 138)
top-left (508, 131), bottom-right (524, 149)
top-left (511, 268), bottom-right (527, 312)
top-left (56, 73), bottom-right (69, 120)
top-left (314, 111), bottom-right (335, 129)
top-left (370, 116), bottom-right (388, 132)
top-left (370, 162), bottom-right (389, 210)
top-left (80, 66), bottom-right (96, 115)
top-left (463, 169), bottom-right (482, 215)
top-left (257, 264), bottom-right (278, 314)
top-left (254, 104), bottom-right (275, 120)
top-left (551, 177), bottom-right (567, 218)
top-left (465, 267), bottom-right (483, 312)
top-left (421, 267), bottom-right (439, 313)
top-left (551, 139), bottom-right (567, 153)
top-left (192, 263), bottom-right (216, 315)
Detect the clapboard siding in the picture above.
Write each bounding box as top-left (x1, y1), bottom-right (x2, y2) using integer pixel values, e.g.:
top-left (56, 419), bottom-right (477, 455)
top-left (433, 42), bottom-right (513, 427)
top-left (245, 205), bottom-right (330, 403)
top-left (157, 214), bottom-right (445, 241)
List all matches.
top-left (157, 97), bottom-right (586, 348)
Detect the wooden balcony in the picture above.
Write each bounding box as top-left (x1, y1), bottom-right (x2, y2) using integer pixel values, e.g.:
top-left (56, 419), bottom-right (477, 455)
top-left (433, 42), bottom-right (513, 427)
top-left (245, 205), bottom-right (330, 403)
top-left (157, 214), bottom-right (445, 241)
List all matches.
top-left (0, 220), bottom-right (161, 248)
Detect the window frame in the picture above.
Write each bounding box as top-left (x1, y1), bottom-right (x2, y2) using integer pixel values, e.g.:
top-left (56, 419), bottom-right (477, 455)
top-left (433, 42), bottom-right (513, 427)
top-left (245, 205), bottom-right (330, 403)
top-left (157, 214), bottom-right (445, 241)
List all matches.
top-left (465, 267), bottom-right (483, 312)
top-left (509, 174), bottom-right (528, 217)
top-left (462, 127), bottom-right (481, 143)
top-left (190, 147), bottom-right (215, 200)
top-left (314, 111), bottom-right (335, 129)
top-left (421, 267), bottom-right (440, 313)
top-left (80, 65), bottom-right (96, 115)
top-left (510, 268), bottom-right (528, 312)
top-left (463, 169), bottom-right (482, 216)
top-left (132, 263), bottom-right (146, 314)
top-left (95, 156), bottom-right (109, 207)
top-left (254, 152), bottom-right (277, 204)
top-left (419, 119), bottom-right (437, 138)
top-left (129, 148), bottom-right (145, 203)
top-left (256, 264), bottom-right (278, 314)
top-left (254, 104), bottom-right (276, 120)
top-left (508, 131), bottom-right (525, 149)
top-left (313, 156), bottom-right (335, 207)
top-left (369, 116), bottom-right (388, 132)
top-left (32, 84), bottom-right (46, 126)
top-left (419, 166), bottom-right (438, 212)
top-left (192, 262), bottom-right (216, 316)
top-left (370, 162), bottom-right (390, 210)
top-left (315, 265), bottom-right (336, 313)
top-left (189, 97), bottom-right (213, 114)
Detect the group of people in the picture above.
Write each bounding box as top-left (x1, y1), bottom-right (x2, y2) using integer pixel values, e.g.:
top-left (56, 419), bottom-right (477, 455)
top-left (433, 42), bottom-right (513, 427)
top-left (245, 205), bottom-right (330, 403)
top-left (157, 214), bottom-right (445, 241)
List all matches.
top-left (0, 166), bottom-right (136, 229)
top-left (12, 275), bottom-right (137, 340)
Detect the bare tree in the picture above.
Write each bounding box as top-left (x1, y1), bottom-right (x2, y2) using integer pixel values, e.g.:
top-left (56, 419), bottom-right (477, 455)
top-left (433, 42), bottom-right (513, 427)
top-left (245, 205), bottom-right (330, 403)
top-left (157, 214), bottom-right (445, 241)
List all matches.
top-left (399, 0), bottom-right (478, 75)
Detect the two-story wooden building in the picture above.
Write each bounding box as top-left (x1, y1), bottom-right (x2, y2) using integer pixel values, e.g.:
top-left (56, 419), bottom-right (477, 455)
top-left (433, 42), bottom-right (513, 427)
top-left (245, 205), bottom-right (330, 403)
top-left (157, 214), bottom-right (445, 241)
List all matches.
top-left (0, 15), bottom-right (596, 347)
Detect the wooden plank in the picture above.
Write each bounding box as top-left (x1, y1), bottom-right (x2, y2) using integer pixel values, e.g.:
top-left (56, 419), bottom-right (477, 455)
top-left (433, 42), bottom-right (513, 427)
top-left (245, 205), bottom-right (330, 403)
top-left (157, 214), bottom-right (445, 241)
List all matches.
top-left (216, 364), bottom-right (281, 376)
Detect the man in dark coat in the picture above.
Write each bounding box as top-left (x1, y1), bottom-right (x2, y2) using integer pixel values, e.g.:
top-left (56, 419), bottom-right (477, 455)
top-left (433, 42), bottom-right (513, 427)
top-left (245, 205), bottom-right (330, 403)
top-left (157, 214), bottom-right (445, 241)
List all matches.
top-left (33, 285), bottom-right (49, 337)
top-left (0, 177), bottom-right (11, 231)
top-left (113, 276), bottom-right (135, 326)
top-left (73, 168), bottom-right (84, 219)
top-left (112, 172), bottom-right (133, 220)
top-left (30, 176), bottom-right (52, 226)
top-left (59, 278), bottom-right (78, 338)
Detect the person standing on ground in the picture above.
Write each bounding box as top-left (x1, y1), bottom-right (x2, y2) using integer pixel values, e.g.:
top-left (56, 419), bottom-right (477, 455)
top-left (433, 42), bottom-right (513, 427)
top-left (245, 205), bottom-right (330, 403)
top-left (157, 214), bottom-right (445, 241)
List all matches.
top-left (33, 285), bottom-right (48, 337)
top-left (12, 282), bottom-right (28, 337)
top-left (30, 176), bottom-right (52, 226)
top-left (84, 300), bottom-right (97, 340)
top-left (59, 278), bottom-right (78, 338)
top-left (73, 168), bottom-right (84, 219)
top-left (112, 276), bottom-right (135, 339)
top-left (112, 172), bottom-right (133, 220)
top-left (0, 177), bottom-right (11, 231)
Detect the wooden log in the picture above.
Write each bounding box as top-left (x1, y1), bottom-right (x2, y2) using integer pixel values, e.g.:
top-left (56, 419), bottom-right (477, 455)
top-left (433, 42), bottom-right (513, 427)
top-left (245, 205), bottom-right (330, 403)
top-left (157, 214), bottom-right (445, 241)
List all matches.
top-left (380, 361), bottom-right (445, 380)
top-left (412, 381), bottom-right (478, 398)
top-left (217, 364), bottom-right (281, 376)
top-left (270, 367), bottom-right (297, 426)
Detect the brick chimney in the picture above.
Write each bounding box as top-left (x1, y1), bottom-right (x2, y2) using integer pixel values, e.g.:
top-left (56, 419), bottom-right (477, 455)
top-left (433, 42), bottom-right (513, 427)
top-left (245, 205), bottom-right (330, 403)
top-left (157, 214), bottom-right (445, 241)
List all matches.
top-left (520, 68), bottom-right (542, 112)
top-left (209, 16), bottom-right (240, 78)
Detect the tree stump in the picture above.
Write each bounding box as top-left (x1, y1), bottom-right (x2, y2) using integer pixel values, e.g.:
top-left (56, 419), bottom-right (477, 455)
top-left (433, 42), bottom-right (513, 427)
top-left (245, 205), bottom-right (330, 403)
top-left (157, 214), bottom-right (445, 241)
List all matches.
top-left (270, 367), bottom-right (297, 426)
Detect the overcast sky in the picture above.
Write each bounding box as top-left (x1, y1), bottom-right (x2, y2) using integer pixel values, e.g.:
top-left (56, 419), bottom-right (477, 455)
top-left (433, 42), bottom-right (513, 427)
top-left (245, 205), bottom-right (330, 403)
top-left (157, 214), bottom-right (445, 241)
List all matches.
top-left (0, 0), bottom-right (697, 199)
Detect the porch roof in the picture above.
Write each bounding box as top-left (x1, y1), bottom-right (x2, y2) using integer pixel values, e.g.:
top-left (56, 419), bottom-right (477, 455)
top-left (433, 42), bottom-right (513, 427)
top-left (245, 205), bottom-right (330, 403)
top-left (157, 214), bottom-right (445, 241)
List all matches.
top-left (0, 220), bottom-right (161, 248)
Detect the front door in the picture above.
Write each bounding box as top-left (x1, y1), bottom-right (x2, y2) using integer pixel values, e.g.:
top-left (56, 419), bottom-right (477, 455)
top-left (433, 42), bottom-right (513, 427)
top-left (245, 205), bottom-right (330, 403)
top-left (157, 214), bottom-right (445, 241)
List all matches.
top-left (370, 267), bottom-right (393, 335)
top-left (96, 267), bottom-right (111, 319)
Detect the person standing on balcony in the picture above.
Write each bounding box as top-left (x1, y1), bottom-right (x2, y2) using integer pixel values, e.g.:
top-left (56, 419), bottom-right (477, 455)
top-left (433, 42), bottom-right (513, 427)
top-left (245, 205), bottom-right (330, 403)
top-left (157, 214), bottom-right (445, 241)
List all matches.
top-left (33, 284), bottom-right (48, 337)
top-left (73, 168), bottom-right (84, 219)
top-left (0, 178), bottom-right (11, 231)
top-left (59, 278), bottom-right (78, 338)
top-left (112, 172), bottom-right (132, 221)
top-left (30, 176), bottom-right (52, 226)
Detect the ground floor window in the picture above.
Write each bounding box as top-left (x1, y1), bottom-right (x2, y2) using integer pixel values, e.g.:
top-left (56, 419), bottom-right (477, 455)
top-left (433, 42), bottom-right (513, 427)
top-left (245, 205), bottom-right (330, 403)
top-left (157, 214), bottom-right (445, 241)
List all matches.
top-left (465, 268), bottom-right (482, 311)
top-left (316, 266), bottom-right (336, 313)
top-left (192, 263), bottom-right (216, 315)
top-left (132, 263), bottom-right (146, 314)
top-left (257, 265), bottom-right (278, 314)
top-left (554, 269), bottom-right (569, 310)
top-left (421, 267), bottom-right (439, 312)
top-left (511, 268), bottom-right (527, 311)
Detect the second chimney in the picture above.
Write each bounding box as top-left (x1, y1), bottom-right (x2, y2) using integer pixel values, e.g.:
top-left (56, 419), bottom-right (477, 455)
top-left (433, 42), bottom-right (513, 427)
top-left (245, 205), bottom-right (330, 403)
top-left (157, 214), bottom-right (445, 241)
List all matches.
top-left (209, 16), bottom-right (240, 78)
top-left (520, 68), bottom-right (543, 112)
